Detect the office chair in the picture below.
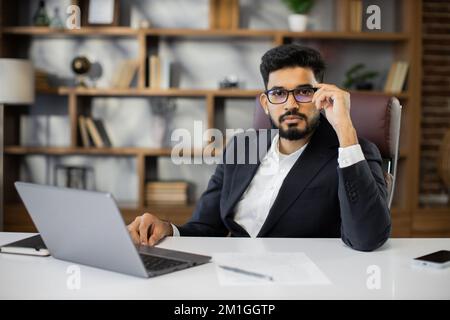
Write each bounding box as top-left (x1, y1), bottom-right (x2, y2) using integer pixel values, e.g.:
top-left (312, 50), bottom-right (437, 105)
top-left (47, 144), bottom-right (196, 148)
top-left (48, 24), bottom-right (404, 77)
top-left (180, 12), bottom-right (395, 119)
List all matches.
top-left (253, 92), bottom-right (402, 209)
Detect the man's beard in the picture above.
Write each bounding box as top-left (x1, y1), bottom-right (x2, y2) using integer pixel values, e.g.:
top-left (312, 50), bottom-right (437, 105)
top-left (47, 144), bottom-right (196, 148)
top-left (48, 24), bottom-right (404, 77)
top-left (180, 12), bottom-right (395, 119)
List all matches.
top-left (269, 109), bottom-right (320, 141)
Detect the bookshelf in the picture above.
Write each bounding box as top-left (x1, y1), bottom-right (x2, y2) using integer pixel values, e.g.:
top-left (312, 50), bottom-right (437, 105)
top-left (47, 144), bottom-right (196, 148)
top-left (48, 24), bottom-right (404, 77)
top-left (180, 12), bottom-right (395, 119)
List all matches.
top-left (0, 0), bottom-right (429, 236)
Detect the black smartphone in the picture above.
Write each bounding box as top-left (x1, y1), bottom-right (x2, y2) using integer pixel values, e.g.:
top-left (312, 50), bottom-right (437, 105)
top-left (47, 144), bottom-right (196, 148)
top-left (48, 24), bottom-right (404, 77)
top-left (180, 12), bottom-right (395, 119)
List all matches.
top-left (412, 250), bottom-right (450, 269)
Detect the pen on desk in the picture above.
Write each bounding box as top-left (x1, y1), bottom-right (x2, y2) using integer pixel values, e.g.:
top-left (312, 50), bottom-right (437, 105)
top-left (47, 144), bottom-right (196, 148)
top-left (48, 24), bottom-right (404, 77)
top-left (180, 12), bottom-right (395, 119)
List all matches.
top-left (218, 265), bottom-right (274, 281)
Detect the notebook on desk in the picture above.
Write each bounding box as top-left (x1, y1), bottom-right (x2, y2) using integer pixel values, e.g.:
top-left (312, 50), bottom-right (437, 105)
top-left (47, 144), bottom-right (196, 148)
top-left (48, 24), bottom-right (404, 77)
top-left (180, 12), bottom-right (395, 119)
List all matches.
top-left (0, 234), bottom-right (50, 256)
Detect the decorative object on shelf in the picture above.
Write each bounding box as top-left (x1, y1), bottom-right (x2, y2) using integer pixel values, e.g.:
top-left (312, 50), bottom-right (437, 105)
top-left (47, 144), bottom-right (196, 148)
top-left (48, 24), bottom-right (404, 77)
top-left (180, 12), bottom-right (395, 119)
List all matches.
top-left (282, 0), bottom-right (315, 31)
top-left (219, 75), bottom-right (240, 89)
top-left (437, 128), bottom-right (450, 205)
top-left (343, 63), bottom-right (379, 91)
top-left (81, 0), bottom-right (119, 26)
top-left (384, 61), bottom-right (409, 94)
top-left (49, 7), bottom-right (64, 29)
top-left (53, 165), bottom-right (95, 190)
top-left (87, 61), bottom-right (103, 88)
top-left (139, 19), bottom-right (151, 29)
top-left (71, 56), bottom-right (91, 87)
top-left (33, 0), bottom-right (51, 26)
top-left (0, 59), bottom-right (35, 231)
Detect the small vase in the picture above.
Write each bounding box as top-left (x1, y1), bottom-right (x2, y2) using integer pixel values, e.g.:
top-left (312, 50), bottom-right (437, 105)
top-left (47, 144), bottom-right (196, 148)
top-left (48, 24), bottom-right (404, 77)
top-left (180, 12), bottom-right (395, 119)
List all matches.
top-left (33, 0), bottom-right (51, 27)
top-left (288, 14), bottom-right (308, 32)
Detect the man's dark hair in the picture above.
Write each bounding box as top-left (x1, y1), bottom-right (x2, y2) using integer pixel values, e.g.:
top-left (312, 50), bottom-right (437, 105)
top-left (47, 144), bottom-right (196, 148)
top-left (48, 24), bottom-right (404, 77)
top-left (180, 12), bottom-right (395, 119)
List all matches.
top-left (260, 44), bottom-right (326, 89)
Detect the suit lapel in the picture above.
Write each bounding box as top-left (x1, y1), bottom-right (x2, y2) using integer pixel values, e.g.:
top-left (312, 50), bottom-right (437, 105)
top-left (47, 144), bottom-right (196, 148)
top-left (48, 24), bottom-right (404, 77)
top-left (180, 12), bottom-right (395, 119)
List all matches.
top-left (257, 116), bottom-right (339, 237)
top-left (221, 130), bottom-right (274, 223)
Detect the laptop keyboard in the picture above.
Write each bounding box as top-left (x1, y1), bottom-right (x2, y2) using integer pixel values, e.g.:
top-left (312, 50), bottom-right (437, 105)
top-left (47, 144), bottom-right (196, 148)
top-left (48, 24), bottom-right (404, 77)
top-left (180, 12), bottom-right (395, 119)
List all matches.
top-left (140, 254), bottom-right (187, 272)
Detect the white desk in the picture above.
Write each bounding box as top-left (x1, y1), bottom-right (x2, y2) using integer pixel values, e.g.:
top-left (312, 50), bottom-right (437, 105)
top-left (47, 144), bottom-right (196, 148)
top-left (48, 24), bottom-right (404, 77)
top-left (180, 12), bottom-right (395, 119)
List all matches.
top-left (0, 232), bottom-right (449, 299)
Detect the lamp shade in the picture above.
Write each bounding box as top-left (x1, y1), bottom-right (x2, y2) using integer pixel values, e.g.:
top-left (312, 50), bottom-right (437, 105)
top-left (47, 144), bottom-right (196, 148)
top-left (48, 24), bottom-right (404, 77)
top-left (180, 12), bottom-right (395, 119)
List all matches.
top-left (0, 58), bottom-right (35, 104)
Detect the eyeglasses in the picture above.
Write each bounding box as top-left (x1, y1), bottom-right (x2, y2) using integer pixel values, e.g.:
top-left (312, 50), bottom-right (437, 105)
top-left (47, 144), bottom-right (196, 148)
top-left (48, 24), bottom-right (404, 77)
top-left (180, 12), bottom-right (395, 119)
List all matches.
top-left (264, 87), bottom-right (318, 104)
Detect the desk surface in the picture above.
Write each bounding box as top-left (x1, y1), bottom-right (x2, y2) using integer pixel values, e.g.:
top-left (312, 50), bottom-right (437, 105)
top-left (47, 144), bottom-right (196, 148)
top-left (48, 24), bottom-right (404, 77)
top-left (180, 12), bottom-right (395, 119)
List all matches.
top-left (1, 232), bottom-right (449, 299)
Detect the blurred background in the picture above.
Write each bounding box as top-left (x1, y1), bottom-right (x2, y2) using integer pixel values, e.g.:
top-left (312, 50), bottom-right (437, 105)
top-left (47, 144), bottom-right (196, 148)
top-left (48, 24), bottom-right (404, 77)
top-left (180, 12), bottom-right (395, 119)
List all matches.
top-left (0, 0), bottom-right (448, 237)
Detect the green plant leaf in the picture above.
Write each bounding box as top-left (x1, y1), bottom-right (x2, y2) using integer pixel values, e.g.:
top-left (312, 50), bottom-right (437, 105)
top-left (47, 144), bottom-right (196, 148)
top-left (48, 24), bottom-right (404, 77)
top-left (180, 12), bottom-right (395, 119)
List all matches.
top-left (282, 0), bottom-right (315, 14)
top-left (345, 63), bottom-right (365, 77)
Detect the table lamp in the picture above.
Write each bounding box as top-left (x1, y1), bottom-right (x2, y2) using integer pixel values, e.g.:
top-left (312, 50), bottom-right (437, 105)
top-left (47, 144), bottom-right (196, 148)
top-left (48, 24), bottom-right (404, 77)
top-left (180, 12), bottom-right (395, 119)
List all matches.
top-left (0, 59), bottom-right (35, 231)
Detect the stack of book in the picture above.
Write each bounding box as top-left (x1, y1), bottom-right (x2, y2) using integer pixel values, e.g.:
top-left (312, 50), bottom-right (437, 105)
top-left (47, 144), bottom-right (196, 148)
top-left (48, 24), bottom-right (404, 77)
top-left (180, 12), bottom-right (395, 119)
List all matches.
top-left (145, 181), bottom-right (189, 206)
top-left (349, 0), bottom-right (363, 32)
top-left (384, 61), bottom-right (409, 93)
top-left (147, 55), bottom-right (172, 89)
top-left (78, 116), bottom-right (113, 148)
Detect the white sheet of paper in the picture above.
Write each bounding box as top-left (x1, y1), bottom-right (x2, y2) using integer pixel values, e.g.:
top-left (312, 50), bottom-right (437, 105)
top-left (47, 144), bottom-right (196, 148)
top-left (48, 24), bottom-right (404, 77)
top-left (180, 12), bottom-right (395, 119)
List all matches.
top-left (213, 252), bottom-right (331, 286)
top-left (88, 0), bottom-right (115, 24)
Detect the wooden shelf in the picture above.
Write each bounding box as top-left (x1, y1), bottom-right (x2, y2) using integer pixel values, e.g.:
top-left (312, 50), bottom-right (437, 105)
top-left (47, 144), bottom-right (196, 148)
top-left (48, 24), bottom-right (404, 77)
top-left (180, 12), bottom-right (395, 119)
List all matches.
top-left (4, 146), bottom-right (172, 156)
top-left (4, 202), bottom-right (194, 231)
top-left (1, 26), bottom-right (138, 36)
top-left (38, 87), bottom-right (408, 99)
top-left (38, 87), bottom-right (262, 98)
top-left (280, 31), bottom-right (410, 41)
top-left (144, 28), bottom-right (277, 38)
top-left (1, 26), bottom-right (410, 42)
top-left (3, 146), bottom-right (222, 157)
top-left (58, 87), bottom-right (211, 97)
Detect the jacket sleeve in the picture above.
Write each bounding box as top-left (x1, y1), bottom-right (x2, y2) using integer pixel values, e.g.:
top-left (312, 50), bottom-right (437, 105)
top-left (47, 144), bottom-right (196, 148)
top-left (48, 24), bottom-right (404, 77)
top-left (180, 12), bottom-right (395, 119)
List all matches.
top-left (338, 139), bottom-right (391, 251)
top-left (176, 161), bottom-right (229, 237)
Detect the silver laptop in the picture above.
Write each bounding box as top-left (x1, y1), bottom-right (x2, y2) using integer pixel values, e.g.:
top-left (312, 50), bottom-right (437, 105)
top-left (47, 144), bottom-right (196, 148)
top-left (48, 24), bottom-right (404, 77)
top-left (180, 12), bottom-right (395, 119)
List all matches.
top-left (14, 182), bottom-right (211, 278)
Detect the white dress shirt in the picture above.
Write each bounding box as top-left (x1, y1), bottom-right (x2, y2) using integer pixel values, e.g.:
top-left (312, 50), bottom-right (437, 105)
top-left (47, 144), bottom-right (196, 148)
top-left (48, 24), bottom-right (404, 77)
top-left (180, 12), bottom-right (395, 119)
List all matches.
top-left (171, 134), bottom-right (365, 237)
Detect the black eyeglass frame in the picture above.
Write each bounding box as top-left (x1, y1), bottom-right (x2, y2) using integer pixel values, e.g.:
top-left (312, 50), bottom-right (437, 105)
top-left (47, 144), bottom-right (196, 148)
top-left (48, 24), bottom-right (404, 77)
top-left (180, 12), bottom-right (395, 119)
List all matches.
top-left (264, 86), bottom-right (319, 104)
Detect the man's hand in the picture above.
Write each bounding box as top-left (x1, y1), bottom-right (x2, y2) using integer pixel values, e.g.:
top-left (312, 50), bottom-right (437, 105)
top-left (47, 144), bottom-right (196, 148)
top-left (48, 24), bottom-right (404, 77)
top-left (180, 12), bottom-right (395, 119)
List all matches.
top-left (312, 83), bottom-right (358, 147)
top-left (127, 213), bottom-right (173, 246)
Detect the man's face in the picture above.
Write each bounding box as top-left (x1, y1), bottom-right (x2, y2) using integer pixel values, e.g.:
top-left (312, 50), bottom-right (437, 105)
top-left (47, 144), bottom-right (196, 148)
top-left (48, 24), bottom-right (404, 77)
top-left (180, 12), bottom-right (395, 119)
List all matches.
top-left (260, 67), bottom-right (321, 140)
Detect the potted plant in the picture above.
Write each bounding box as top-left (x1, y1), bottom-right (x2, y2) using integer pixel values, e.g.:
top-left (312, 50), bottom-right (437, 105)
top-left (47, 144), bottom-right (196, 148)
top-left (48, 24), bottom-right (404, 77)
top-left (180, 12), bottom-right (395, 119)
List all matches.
top-left (343, 63), bottom-right (379, 91)
top-left (282, 0), bottom-right (315, 31)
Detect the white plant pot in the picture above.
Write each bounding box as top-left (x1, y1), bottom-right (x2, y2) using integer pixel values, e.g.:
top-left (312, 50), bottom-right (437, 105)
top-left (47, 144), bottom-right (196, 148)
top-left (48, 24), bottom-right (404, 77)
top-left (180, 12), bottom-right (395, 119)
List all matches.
top-left (288, 14), bottom-right (308, 32)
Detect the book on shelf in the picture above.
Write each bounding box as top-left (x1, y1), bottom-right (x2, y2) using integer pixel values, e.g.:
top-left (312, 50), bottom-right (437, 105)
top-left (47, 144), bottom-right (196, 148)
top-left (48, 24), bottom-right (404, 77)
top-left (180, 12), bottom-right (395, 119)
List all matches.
top-left (148, 55), bottom-right (159, 89)
top-left (384, 61), bottom-right (409, 94)
top-left (78, 115), bottom-right (92, 147)
top-left (146, 181), bottom-right (189, 190)
top-left (93, 119), bottom-right (112, 148)
top-left (111, 59), bottom-right (139, 88)
top-left (83, 117), bottom-right (113, 148)
top-left (147, 55), bottom-right (172, 89)
top-left (145, 181), bottom-right (190, 205)
top-left (349, 0), bottom-right (363, 32)
top-left (146, 193), bottom-right (188, 202)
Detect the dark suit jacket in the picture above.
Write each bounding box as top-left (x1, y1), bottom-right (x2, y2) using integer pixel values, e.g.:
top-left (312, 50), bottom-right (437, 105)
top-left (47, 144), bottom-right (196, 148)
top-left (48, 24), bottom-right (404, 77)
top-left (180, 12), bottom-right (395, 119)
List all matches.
top-left (177, 115), bottom-right (391, 251)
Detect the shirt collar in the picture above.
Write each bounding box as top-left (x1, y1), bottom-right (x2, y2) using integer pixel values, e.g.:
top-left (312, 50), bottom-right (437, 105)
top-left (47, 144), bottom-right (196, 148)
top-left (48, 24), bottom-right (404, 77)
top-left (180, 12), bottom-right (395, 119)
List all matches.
top-left (270, 134), bottom-right (308, 161)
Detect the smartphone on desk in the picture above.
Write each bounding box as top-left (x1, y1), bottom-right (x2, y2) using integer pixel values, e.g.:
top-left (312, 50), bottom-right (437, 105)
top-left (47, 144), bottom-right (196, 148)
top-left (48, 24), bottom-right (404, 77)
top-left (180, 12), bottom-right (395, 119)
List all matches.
top-left (412, 250), bottom-right (450, 269)
top-left (0, 234), bottom-right (50, 257)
